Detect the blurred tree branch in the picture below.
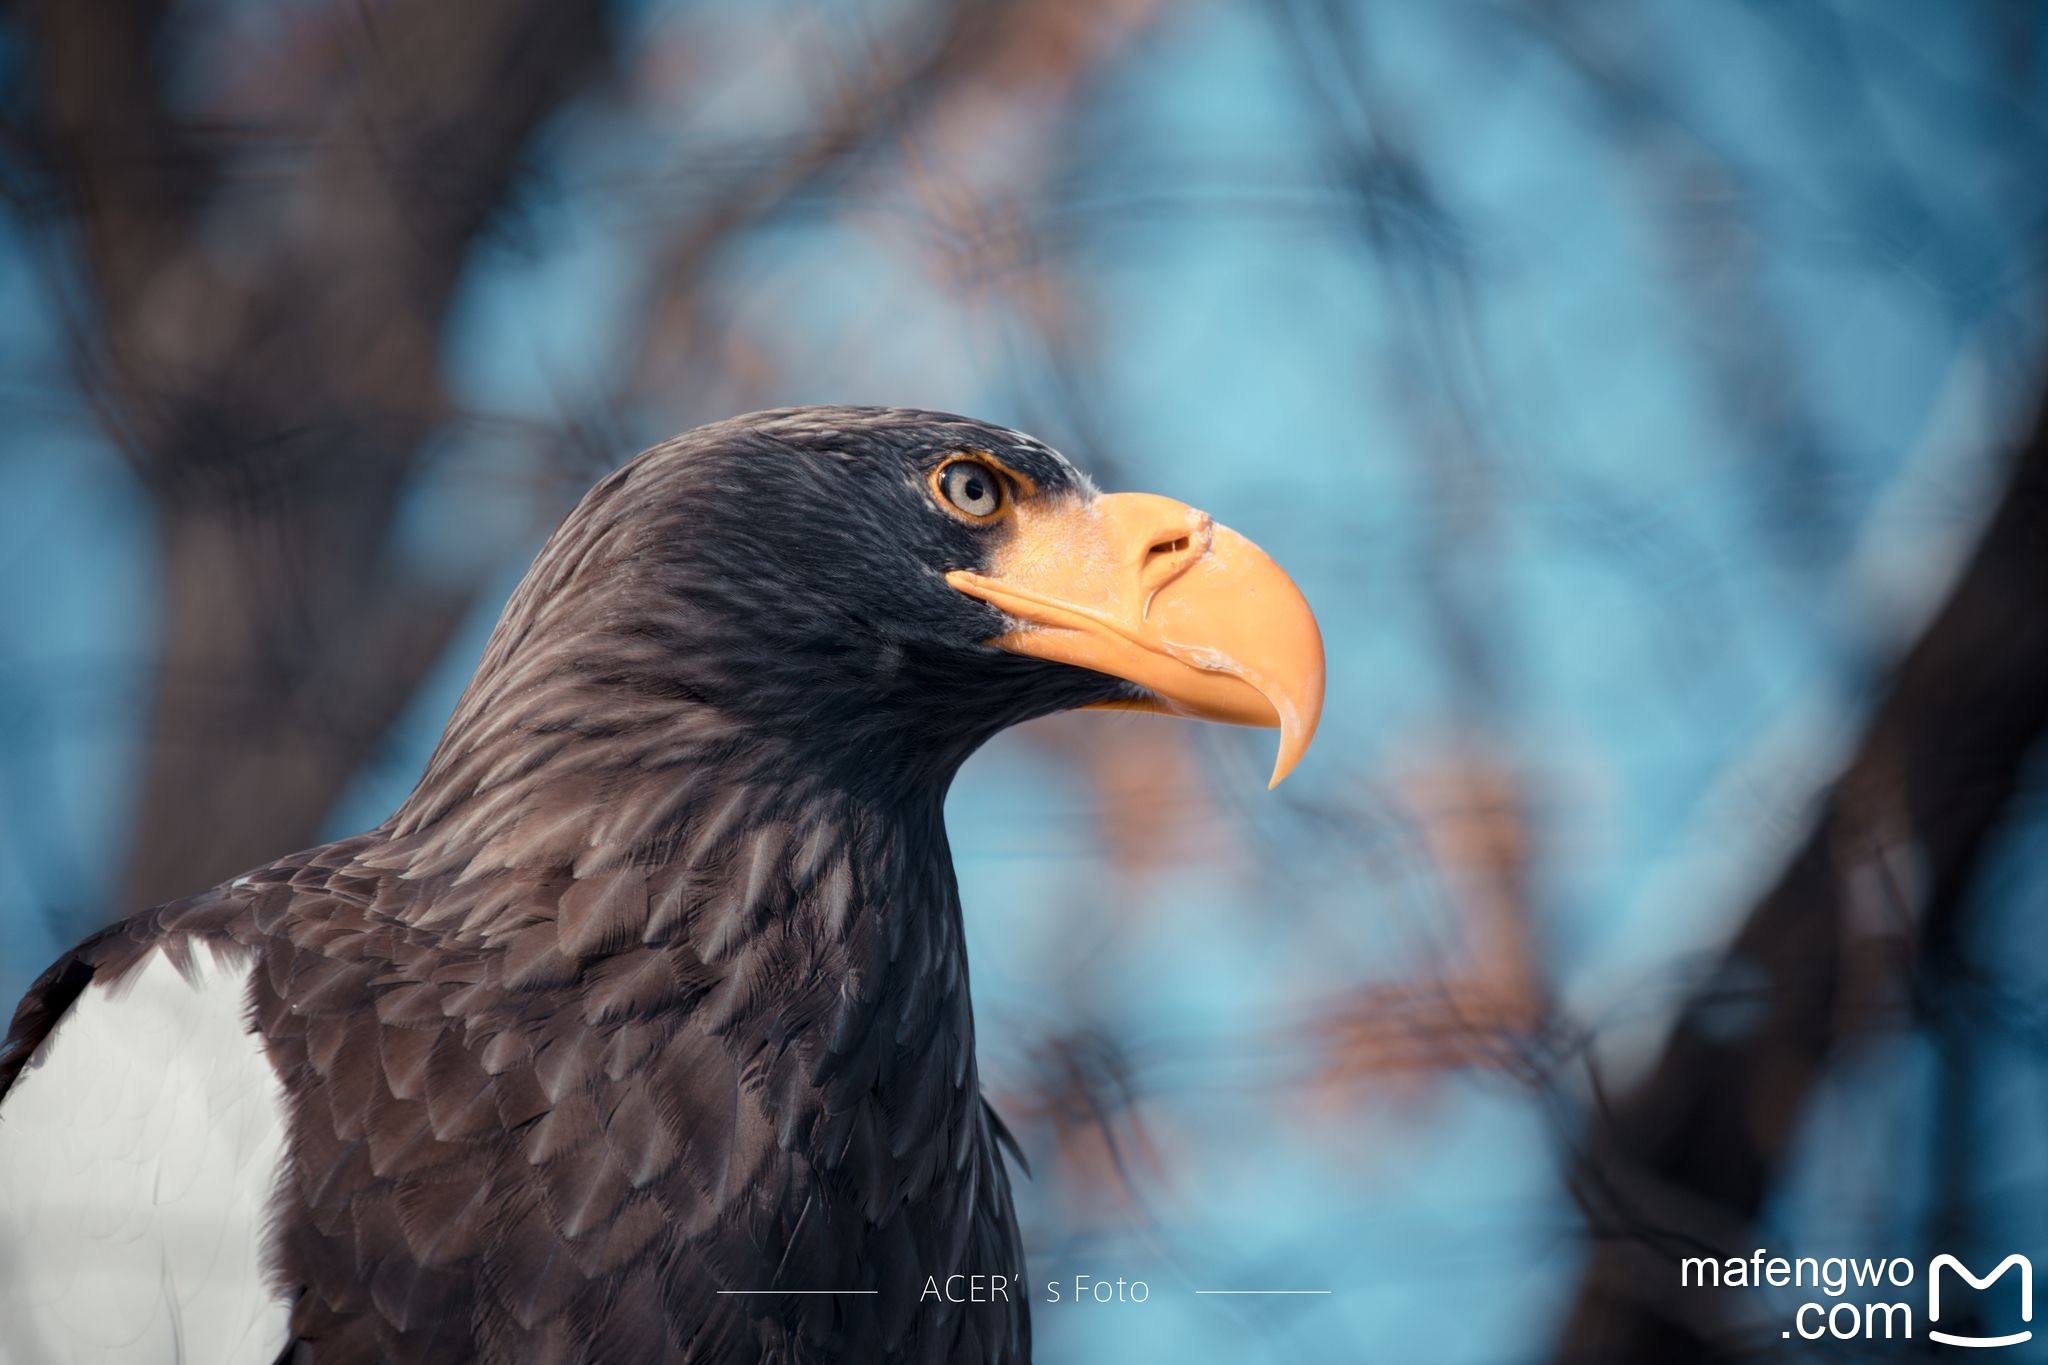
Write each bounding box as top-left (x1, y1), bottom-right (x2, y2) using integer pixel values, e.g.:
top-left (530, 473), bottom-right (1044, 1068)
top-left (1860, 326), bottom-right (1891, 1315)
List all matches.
top-left (1555, 374), bottom-right (2048, 1361)
top-left (9, 0), bottom-right (613, 908)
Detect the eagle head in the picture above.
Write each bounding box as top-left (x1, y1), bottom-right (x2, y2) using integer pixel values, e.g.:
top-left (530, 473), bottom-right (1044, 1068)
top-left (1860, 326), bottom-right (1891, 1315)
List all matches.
top-left (413, 406), bottom-right (1324, 836)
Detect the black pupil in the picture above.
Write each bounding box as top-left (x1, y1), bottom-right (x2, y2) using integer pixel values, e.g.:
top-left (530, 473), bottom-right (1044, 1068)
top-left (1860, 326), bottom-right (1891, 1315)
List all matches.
top-left (950, 466), bottom-right (992, 511)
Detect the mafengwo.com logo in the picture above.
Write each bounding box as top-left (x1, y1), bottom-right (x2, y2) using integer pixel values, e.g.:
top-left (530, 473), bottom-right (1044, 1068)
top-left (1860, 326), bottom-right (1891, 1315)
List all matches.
top-left (1682, 1249), bottom-right (2032, 1347)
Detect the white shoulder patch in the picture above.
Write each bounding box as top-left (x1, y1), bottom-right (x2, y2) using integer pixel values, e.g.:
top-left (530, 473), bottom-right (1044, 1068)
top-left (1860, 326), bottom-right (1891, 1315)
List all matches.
top-left (0, 946), bottom-right (293, 1365)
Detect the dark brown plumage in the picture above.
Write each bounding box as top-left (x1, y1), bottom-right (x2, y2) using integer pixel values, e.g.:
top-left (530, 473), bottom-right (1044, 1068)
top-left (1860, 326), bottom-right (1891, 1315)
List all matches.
top-left (0, 406), bottom-right (1325, 1364)
top-left (3, 410), bottom-right (1099, 1364)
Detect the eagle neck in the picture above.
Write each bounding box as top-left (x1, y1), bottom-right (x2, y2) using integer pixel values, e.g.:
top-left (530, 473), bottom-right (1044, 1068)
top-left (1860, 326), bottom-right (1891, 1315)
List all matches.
top-left (623, 776), bottom-right (992, 1202)
top-left (384, 755), bottom-right (990, 1175)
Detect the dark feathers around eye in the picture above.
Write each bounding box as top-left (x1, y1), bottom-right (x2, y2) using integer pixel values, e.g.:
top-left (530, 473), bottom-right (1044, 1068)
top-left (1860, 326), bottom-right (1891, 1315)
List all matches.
top-left (469, 406), bottom-right (1119, 783)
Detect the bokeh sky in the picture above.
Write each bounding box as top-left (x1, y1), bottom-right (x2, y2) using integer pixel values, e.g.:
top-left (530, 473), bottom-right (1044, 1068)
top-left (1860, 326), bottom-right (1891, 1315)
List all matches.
top-left (3, 2), bottom-right (2045, 1359)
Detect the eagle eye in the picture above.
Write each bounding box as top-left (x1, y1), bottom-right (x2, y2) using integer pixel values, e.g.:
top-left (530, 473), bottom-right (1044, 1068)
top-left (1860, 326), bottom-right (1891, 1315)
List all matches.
top-left (933, 458), bottom-right (1008, 522)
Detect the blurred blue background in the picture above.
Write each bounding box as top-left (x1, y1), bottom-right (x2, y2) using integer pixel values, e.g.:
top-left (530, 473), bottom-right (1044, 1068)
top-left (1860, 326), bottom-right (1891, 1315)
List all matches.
top-left (3, 1), bottom-right (2046, 1359)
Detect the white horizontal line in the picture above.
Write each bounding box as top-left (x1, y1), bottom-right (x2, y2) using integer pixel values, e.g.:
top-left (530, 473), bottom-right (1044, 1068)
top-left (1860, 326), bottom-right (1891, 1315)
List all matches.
top-left (717, 1290), bottom-right (878, 1295)
top-left (1195, 1290), bottom-right (1332, 1295)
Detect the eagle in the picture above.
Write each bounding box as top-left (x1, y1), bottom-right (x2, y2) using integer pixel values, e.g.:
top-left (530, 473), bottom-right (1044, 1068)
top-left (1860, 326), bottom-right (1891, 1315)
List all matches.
top-left (0, 407), bottom-right (1323, 1364)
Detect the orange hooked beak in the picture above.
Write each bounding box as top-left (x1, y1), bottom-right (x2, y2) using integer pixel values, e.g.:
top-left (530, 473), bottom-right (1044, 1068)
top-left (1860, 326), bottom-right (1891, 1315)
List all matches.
top-left (946, 488), bottom-right (1325, 787)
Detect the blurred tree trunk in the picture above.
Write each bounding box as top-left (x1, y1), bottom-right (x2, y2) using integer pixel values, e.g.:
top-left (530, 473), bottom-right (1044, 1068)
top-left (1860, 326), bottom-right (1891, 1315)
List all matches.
top-left (12, 0), bottom-right (611, 910)
top-left (1555, 378), bottom-right (2048, 1360)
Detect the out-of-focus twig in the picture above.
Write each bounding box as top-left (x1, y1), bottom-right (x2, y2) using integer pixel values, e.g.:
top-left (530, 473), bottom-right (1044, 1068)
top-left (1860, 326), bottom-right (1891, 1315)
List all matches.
top-left (1555, 378), bottom-right (2048, 1362)
top-left (998, 1030), bottom-right (1178, 1229)
top-left (1299, 750), bottom-right (1550, 1115)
